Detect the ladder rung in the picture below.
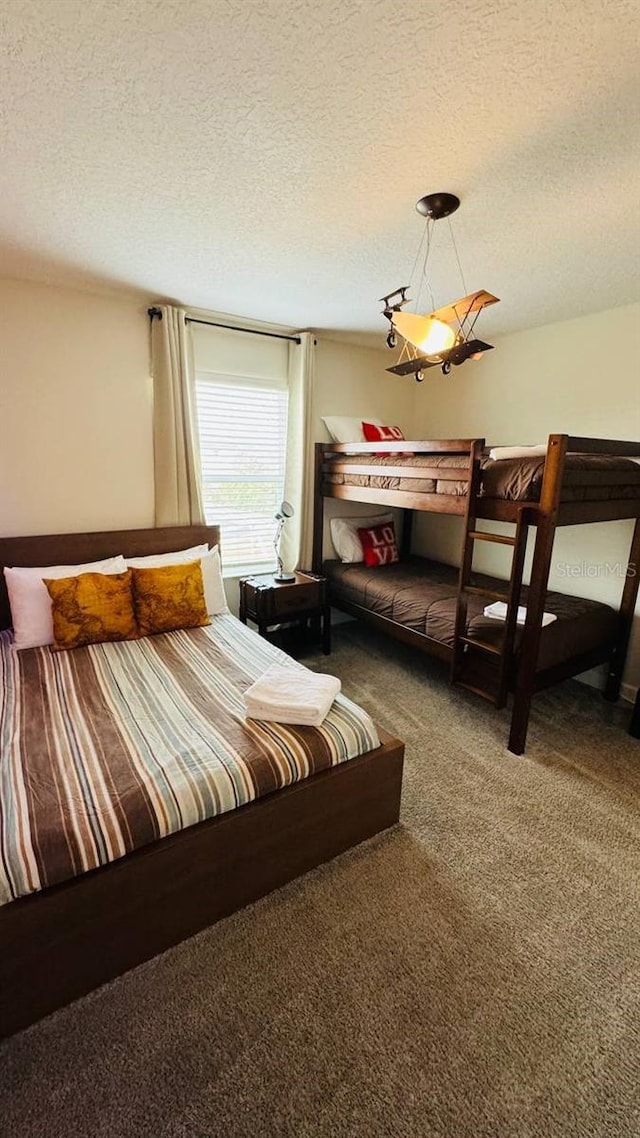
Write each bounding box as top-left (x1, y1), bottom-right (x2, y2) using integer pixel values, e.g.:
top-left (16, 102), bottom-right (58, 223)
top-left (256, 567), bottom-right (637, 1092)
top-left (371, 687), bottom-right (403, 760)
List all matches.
top-left (463, 585), bottom-right (510, 602)
top-left (468, 531), bottom-right (516, 547)
top-left (459, 636), bottom-right (502, 657)
top-left (453, 679), bottom-right (500, 705)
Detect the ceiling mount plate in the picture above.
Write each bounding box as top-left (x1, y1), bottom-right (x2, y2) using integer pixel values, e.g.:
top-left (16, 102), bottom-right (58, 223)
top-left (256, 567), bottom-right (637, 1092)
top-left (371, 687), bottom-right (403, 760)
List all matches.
top-left (415, 192), bottom-right (460, 220)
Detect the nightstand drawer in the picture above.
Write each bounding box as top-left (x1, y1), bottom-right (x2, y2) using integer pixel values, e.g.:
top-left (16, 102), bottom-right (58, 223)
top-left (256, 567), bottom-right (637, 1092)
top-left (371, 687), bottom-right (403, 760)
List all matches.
top-left (272, 582), bottom-right (321, 617)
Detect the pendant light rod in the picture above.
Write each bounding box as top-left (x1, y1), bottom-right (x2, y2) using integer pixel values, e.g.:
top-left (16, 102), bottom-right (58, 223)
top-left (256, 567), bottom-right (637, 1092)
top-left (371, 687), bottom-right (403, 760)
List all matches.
top-left (447, 216), bottom-right (468, 296)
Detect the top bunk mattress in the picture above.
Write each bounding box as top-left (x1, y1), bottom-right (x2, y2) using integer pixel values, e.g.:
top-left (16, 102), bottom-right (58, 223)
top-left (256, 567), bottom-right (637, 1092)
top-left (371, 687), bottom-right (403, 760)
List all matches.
top-left (324, 453), bottom-right (640, 503)
top-left (0, 615), bottom-right (379, 907)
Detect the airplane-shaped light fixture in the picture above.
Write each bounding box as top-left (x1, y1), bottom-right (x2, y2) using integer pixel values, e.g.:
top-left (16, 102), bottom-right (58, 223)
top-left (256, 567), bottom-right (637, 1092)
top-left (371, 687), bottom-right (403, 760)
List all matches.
top-left (380, 193), bottom-right (500, 381)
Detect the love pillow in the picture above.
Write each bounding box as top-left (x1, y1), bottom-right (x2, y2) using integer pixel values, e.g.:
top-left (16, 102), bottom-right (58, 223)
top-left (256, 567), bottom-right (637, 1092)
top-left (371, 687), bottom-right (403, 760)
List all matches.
top-left (357, 522), bottom-right (400, 567)
top-left (361, 422), bottom-right (413, 457)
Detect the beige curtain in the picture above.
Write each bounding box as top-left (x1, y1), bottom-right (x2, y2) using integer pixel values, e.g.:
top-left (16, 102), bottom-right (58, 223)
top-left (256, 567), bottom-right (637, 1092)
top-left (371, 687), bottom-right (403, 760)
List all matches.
top-left (281, 331), bottom-right (315, 571)
top-left (151, 305), bottom-right (205, 526)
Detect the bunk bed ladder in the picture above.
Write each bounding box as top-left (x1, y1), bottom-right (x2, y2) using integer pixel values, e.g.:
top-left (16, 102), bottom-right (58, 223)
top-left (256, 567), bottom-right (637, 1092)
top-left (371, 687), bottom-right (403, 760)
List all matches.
top-left (452, 498), bottom-right (530, 708)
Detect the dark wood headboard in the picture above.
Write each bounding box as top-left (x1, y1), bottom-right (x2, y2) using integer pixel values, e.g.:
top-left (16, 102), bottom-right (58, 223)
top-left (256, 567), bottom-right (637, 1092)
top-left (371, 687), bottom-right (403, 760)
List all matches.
top-left (0, 525), bottom-right (221, 632)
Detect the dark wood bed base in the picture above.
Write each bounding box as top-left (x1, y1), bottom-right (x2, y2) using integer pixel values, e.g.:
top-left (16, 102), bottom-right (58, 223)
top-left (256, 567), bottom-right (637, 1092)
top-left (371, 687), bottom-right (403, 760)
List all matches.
top-left (331, 593), bottom-right (616, 691)
top-left (313, 434), bottom-right (640, 755)
top-left (0, 735), bottom-right (403, 1040)
top-left (0, 525), bottom-right (405, 1039)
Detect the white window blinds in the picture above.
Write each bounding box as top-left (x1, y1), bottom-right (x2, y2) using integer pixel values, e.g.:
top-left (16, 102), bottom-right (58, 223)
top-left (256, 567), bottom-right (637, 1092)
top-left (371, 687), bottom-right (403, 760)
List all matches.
top-left (195, 374), bottom-right (288, 571)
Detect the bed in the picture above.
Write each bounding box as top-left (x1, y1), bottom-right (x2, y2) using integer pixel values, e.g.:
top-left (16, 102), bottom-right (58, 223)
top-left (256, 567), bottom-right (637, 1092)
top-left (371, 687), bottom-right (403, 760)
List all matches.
top-left (0, 525), bottom-right (404, 1038)
top-left (313, 434), bottom-right (640, 753)
top-left (324, 556), bottom-right (617, 674)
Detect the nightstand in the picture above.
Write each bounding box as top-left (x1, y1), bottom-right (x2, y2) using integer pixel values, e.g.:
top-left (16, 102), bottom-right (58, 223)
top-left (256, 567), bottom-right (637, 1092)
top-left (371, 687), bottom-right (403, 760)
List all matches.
top-left (239, 571), bottom-right (330, 655)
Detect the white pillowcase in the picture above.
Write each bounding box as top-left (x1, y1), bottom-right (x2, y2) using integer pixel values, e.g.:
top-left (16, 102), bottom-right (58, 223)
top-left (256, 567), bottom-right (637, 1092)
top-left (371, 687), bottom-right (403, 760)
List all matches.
top-left (330, 513), bottom-right (394, 563)
top-left (5, 556), bottom-right (127, 650)
top-left (488, 444), bottom-right (547, 461)
top-left (125, 543), bottom-right (208, 567)
top-left (322, 416), bottom-right (383, 443)
top-left (125, 544), bottom-right (229, 616)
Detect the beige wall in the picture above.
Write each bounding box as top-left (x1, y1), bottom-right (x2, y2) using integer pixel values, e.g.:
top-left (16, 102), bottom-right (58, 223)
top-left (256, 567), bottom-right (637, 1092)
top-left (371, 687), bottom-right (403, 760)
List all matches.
top-left (410, 301), bottom-right (640, 692)
top-left (0, 278), bottom-right (154, 537)
top-left (313, 336), bottom-right (412, 436)
top-left (0, 279), bottom-right (405, 613)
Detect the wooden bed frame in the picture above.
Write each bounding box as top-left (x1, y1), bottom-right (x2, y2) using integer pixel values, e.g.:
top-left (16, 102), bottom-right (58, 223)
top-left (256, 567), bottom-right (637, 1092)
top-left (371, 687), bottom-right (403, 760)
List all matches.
top-left (313, 433), bottom-right (640, 754)
top-left (0, 525), bottom-right (405, 1039)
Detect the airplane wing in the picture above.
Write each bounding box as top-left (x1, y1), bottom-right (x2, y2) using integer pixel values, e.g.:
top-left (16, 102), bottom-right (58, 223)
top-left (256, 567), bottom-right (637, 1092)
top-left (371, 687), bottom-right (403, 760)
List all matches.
top-left (386, 356), bottom-right (441, 376)
top-left (430, 290), bottom-right (499, 325)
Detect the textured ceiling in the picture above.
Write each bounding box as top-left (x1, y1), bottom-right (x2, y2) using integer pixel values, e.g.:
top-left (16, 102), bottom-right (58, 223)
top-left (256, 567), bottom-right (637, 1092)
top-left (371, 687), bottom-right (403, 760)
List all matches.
top-left (0, 0), bottom-right (638, 338)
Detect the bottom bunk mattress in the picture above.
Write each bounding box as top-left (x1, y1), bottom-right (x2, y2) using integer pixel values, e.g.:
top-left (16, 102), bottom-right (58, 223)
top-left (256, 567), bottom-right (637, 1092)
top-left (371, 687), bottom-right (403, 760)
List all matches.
top-left (324, 557), bottom-right (617, 671)
top-left (0, 614), bottom-right (380, 906)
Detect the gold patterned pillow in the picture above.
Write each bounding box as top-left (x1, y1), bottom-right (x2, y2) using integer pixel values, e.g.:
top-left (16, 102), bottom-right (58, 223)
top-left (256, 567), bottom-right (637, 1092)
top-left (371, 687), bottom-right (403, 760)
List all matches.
top-left (131, 561), bottom-right (210, 637)
top-left (44, 570), bottom-right (138, 650)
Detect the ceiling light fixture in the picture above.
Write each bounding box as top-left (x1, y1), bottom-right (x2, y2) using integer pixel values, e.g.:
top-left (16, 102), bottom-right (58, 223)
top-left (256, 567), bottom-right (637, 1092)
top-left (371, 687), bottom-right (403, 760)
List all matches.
top-left (380, 192), bottom-right (500, 381)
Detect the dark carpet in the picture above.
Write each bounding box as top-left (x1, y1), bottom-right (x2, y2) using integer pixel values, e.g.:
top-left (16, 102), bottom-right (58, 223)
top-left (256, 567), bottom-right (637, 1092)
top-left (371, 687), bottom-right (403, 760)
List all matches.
top-left (2, 623), bottom-right (639, 1138)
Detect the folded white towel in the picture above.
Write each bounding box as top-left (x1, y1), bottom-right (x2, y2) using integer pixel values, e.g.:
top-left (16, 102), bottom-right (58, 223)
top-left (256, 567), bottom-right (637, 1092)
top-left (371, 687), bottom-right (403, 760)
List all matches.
top-left (488, 445), bottom-right (547, 461)
top-left (483, 601), bottom-right (557, 627)
top-left (244, 664), bottom-right (341, 727)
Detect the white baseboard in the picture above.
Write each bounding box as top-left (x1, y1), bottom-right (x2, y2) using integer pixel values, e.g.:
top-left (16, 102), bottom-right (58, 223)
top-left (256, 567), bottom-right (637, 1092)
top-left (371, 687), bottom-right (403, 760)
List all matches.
top-left (620, 681), bottom-right (637, 706)
top-left (553, 664), bottom-right (637, 706)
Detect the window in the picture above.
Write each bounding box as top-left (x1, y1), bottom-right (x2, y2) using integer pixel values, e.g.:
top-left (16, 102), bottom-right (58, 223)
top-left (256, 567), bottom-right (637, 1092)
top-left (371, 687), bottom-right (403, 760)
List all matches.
top-left (195, 374), bottom-right (288, 572)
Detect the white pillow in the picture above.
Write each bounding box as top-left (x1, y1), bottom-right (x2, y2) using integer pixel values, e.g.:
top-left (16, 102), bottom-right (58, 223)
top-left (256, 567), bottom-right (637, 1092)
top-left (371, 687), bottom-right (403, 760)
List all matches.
top-left (126, 544), bottom-right (228, 616)
top-left (125, 544), bottom-right (208, 567)
top-left (5, 556), bottom-right (127, 650)
top-left (322, 416), bottom-right (383, 443)
top-left (330, 514), bottom-right (394, 563)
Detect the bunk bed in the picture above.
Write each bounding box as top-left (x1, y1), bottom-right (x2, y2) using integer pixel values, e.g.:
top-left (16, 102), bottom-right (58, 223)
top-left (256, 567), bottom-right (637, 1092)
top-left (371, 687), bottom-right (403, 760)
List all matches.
top-left (312, 435), bottom-right (640, 754)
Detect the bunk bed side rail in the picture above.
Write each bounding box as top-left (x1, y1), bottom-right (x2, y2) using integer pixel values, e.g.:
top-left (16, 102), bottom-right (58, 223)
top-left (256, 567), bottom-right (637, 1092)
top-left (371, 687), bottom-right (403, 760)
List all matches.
top-left (320, 439), bottom-right (483, 455)
top-left (324, 484), bottom-right (468, 514)
top-left (327, 462), bottom-right (471, 480)
top-left (565, 436), bottom-right (640, 457)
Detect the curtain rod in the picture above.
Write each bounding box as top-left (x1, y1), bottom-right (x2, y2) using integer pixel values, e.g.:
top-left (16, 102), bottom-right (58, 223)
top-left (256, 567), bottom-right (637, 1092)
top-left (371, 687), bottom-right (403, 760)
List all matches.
top-left (148, 307), bottom-right (301, 345)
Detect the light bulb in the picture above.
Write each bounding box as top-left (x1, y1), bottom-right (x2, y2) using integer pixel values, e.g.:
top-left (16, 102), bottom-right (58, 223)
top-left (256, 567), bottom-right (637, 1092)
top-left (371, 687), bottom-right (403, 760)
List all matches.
top-left (391, 310), bottom-right (455, 358)
top-left (417, 318), bottom-right (456, 356)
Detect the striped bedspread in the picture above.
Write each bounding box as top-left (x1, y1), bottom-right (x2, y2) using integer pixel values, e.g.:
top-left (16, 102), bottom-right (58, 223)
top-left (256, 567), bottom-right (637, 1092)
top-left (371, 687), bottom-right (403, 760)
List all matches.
top-left (0, 615), bottom-right (379, 906)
